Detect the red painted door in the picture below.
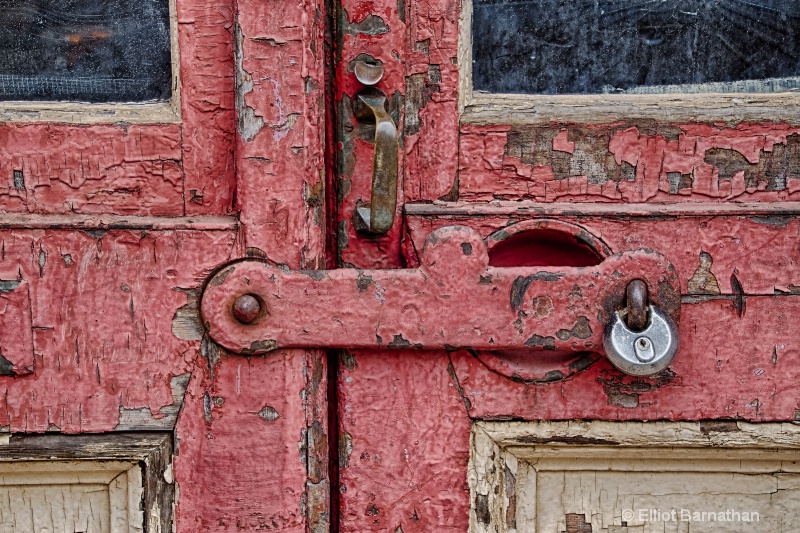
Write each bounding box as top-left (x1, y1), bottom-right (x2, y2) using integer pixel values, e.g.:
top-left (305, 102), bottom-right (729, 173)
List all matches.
top-left (0, 0), bottom-right (331, 530)
top-left (325, 0), bottom-right (800, 532)
top-left (4, 0), bottom-right (800, 531)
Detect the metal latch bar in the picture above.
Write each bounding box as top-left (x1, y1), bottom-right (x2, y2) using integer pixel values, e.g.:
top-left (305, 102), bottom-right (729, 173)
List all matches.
top-left (200, 226), bottom-right (680, 355)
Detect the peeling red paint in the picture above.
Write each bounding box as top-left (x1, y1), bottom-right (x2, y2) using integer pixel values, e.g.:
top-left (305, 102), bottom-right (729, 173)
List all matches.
top-left (2, 0), bottom-right (799, 528)
top-left (0, 279), bottom-right (34, 375)
top-left (406, 213), bottom-right (800, 296)
top-left (0, 125), bottom-right (184, 215)
top-left (0, 229), bottom-right (237, 432)
top-left (448, 295), bottom-right (800, 421)
top-left (202, 226), bottom-right (679, 355)
top-left (552, 128), bottom-right (575, 154)
top-left (457, 123), bottom-right (800, 203)
top-left (0, 0), bottom-right (237, 217)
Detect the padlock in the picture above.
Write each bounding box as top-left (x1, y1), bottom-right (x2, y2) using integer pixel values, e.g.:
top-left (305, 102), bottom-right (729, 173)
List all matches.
top-left (603, 305), bottom-right (679, 376)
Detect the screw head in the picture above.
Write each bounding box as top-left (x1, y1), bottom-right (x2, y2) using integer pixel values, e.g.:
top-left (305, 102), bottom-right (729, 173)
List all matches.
top-left (232, 294), bottom-right (261, 324)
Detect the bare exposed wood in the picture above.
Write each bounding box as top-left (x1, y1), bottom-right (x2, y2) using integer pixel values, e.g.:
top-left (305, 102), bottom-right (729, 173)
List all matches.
top-left (462, 93), bottom-right (800, 126)
top-left (406, 200), bottom-right (800, 218)
top-left (0, 214), bottom-right (238, 230)
top-left (0, 433), bottom-right (173, 532)
top-left (0, 433), bottom-right (170, 461)
top-left (0, 460), bottom-right (143, 532)
top-left (0, 101), bottom-right (181, 124)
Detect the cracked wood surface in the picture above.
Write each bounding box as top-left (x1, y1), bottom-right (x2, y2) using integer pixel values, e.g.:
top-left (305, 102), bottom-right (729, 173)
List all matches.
top-left (471, 421), bottom-right (800, 532)
top-left (333, 0), bottom-right (800, 527)
top-left (0, 460), bottom-right (143, 533)
top-left (3, 0), bottom-right (800, 529)
top-left (406, 214), bottom-right (800, 296)
top-left (0, 0), bottom-right (237, 217)
top-left (457, 123), bottom-right (800, 204)
top-left (0, 228), bottom-right (238, 432)
top-left (1, 0), bottom-right (329, 529)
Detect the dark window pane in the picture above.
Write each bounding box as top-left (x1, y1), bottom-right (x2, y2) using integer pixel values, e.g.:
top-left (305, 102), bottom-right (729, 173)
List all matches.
top-left (0, 0), bottom-right (171, 102)
top-left (473, 0), bottom-right (800, 95)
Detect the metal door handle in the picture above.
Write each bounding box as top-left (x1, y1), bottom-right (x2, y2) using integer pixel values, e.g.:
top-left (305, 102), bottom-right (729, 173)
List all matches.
top-left (353, 92), bottom-right (398, 235)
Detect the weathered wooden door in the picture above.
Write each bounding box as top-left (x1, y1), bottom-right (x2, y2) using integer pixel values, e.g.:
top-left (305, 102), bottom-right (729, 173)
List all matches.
top-left (318, 0), bottom-right (800, 531)
top-left (5, 0), bottom-right (800, 531)
top-left (0, 0), bottom-right (332, 530)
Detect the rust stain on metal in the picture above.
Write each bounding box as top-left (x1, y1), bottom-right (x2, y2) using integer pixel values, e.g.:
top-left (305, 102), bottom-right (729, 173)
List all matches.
top-left (510, 272), bottom-right (564, 312)
top-left (530, 295), bottom-right (554, 318)
top-left (524, 334), bottom-right (556, 350)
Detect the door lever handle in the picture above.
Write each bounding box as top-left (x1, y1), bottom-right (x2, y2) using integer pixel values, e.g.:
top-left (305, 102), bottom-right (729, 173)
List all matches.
top-left (352, 72), bottom-right (398, 235)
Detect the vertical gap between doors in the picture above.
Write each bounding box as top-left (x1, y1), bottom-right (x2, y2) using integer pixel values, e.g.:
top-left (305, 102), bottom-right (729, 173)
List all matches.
top-left (323, 0), bottom-right (341, 524)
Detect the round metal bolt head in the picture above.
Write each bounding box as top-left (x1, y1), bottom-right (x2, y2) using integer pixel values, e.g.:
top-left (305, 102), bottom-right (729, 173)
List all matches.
top-left (354, 61), bottom-right (384, 86)
top-left (232, 294), bottom-right (261, 324)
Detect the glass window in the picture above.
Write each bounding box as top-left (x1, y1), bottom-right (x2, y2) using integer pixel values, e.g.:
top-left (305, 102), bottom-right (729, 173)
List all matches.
top-left (0, 0), bottom-right (172, 103)
top-left (472, 0), bottom-right (800, 95)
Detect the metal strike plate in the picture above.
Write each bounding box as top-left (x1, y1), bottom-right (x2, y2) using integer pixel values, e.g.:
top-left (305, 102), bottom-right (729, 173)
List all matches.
top-left (200, 226), bottom-right (681, 355)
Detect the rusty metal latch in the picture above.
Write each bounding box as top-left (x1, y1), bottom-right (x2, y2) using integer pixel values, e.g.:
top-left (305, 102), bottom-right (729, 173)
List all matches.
top-left (200, 226), bottom-right (681, 367)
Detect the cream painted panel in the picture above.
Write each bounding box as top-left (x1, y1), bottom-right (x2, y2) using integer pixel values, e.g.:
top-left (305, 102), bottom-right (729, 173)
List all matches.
top-left (0, 461), bottom-right (142, 533)
top-left (470, 421), bottom-right (800, 533)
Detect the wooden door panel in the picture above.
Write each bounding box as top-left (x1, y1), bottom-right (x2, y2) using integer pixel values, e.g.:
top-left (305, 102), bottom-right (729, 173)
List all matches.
top-left (337, 351), bottom-right (471, 532)
top-left (457, 123), bottom-right (800, 204)
top-left (0, 227), bottom-right (237, 431)
top-left (0, 0), bottom-right (330, 526)
top-left (1, 0), bottom-right (236, 217)
top-left (450, 295), bottom-right (800, 420)
top-left (405, 212), bottom-right (800, 295)
top-left (335, 0), bottom-right (800, 530)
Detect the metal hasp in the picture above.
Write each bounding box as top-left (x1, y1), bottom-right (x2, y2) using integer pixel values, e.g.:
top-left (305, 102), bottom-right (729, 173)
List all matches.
top-left (201, 226), bottom-right (681, 362)
top-left (352, 60), bottom-right (399, 235)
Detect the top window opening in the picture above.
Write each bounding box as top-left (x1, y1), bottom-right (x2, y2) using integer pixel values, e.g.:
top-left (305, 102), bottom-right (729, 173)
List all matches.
top-left (472, 0), bottom-right (800, 95)
top-left (0, 0), bottom-right (172, 103)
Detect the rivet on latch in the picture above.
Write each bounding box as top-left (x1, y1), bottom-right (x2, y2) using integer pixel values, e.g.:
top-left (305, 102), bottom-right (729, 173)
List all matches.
top-left (232, 294), bottom-right (261, 324)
